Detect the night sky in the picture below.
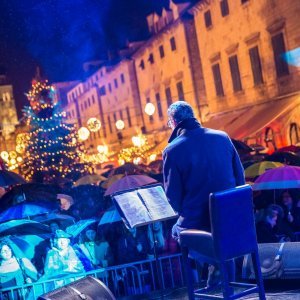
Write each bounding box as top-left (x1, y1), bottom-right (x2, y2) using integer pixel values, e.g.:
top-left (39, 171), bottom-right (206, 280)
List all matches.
top-left (0, 0), bottom-right (168, 118)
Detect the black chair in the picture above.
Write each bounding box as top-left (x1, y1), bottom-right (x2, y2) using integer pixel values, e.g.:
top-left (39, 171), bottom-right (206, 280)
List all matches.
top-left (180, 184), bottom-right (266, 300)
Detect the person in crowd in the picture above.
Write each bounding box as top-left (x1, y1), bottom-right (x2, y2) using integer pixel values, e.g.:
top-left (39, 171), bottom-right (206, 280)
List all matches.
top-left (78, 228), bottom-right (113, 268)
top-left (0, 241), bottom-right (38, 297)
top-left (256, 205), bottom-right (281, 243)
top-left (147, 222), bottom-right (165, 258)
top-left (163, 101), bottom-right (245, 288)
top-left (43, 230), bottom-right (86, 278)
top-left (279, 190), bottom-right (300, 234)
top-left (33, 221), bottom-right (62, 275)
top-left (114, 225), bottom-right (150, 265)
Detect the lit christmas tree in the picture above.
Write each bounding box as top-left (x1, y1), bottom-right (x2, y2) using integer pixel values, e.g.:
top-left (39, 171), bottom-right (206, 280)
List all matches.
top-left (21, 78), bottom-right (90, 184)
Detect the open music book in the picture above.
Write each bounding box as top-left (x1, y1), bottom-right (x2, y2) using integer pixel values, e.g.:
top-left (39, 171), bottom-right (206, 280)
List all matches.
top-left (111, 183), bottom-right (178, 228)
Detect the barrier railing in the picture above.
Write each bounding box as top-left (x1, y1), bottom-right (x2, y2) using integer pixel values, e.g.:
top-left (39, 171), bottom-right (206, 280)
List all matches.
top-left (0, 253), bottom-right (196, 299)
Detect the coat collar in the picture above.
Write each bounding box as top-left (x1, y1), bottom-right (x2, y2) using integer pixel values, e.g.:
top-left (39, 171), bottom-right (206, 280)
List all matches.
top-left (168, 118), bottom-right (202, 143)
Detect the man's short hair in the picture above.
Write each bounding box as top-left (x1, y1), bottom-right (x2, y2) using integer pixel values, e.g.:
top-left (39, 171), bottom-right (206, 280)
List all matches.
top-left (167, 101), bottom-right (195, 124)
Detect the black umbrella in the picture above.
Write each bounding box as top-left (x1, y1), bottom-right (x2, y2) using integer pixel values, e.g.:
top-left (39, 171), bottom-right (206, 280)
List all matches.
top-left (231, 139), bottom-right (254, 153)
top-left (0, 170), bottom-right (26, 187)
top-left (265, 151), bottom-right (300, 166)
top-left (0, 219), bottom-right (51, 236)
top-left (0, 183), bottom-right (62, 212)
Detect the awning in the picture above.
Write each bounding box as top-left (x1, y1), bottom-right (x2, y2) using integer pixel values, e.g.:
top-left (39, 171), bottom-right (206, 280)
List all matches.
top-left (203, 94), bottom-right (300, 140)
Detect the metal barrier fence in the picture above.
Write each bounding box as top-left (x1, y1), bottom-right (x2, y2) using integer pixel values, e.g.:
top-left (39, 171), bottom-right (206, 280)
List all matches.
top-left (0, 253), bottom-right (199, 300)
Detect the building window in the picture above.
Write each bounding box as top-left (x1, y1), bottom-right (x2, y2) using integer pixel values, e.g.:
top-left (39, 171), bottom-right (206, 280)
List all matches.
top-left (159, 45), bottom-right (165, 58)
top-left (92, 95), bottom-right (95, 104)
top-left (241, 0), bottom-right (249, 4)
top-left (165, 87), bottom-right (172, 107)
top-left (108, 83), bottom-right (112, 93)
top-left (204, 10), bottom-right (212, 28)
top-left (146, 97), bottom-right (154, 122)
top-left (229, 55), bottom-right (242, 92)
top-left (126, 107), bottom-right (132, 127)
top-left (148, 53), bottom-right (154, 64)
top-left (271, 32), bottom-right (289, 78)
top-left (170, 37), bottom-right (176, 51)
top-left (155, 93), bottom-right (163, 118)
top-left (212, 63), bottom-right (225, 96)
top-left (107, 116), bottom-right (113, 133)
top-left (176, 81), bottom-right (185, 100)
top-left (80, 104), bottom-right (83, 111)
top-left (114, 79), bottom-right (118, 88)
top-left (220, 0), bottom-right (229, 17)
top-left (120, 73), bottom-right (125, 84)
top-left (140, 59), bottom-right (145, 70)
top-left (88, 98), bottom-right (91, 107)
top-left (119, 109), bottom-right (123, 120)
top-left (113, 112), bottom-right (117, 122)
top-left (249, 46), bottom-right (263, 85)
top-left (100, 85), bottom-right (106, 95)
top-left (289, 123), bottom-right (299, 145)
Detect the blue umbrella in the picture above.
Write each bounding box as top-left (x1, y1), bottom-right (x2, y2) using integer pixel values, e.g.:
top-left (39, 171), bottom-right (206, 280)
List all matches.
top-left (99, 206), bottom-right (121, 225)
top-left (0, 202), bottom-right (57, 222)
top-left (0, 219), bottom-right (51, 236)
top-left (66, 219), bottom-right (98, 237)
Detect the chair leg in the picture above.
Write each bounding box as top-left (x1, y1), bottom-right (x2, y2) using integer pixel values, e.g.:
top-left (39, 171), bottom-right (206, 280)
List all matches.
top-left (251, 251), bottom-right (266, 300)
top-left (181, 246), bottom-right (195, 300)
top-left (219, 261), bottom-right (232, 300)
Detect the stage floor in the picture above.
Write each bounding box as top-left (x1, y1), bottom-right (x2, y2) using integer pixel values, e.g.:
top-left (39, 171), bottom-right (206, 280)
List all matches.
top-left (120, 280), bottom-right (300, 299)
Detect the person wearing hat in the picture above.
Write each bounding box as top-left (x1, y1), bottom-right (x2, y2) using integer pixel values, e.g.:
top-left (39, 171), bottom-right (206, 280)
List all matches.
top-left (43, 229), bottom-right (85, 282)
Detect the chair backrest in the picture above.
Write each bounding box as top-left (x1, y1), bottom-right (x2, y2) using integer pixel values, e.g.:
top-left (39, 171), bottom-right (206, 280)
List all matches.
top-left (209, 184), bottom-right (258, 261)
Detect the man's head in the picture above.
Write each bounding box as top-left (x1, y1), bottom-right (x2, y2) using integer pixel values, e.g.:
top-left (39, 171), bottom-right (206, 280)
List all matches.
top-left (265, 206), bottom-right (278, 228)
top-left (53, 229), bottom-right (72, 250)
top-left (167, 101), bottom-right (195, 130)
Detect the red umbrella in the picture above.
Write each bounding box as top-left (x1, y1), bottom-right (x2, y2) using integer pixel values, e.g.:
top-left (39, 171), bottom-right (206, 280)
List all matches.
top-left (104, 175), bottom-right (157, 196)
top-left (253, 165), bottom-right (300, 190)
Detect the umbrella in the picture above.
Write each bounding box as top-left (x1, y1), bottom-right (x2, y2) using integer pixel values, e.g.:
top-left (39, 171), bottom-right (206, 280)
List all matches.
top-left (0, 219), bottom-right (51, 236)
top-left (0, 235), bottom-right (48, 260)
top-left (0, 202), bottom-right (57, 222)
top-left (99, 206), bottom-right (121, 225)
top-left (100, 174), bottom-right (124, 189)
top-left (0, 170), bottom-right (26, 187)
top-left (245, 161), bottom-right (284, 179)
top-left (32, 213), bottom-right (75, 229)
top-left (253, 165), bottom-right (300, 190)
top-left (231, 139), bottom-right (254, 153)
top-left (66, 219), bottom-right (98, 237)
top-left (74, 174), bottom-right (107, 186)
top-left (109, 162), bottom-right (145, 176)
top-left (277, 145), bottom-right (300, 153)
top-left (104, 175), bottom-right (157, 196)
top-left (265, 151), bottom-right (300, 166)
top-left (0, 183), bottom-right (62, 212)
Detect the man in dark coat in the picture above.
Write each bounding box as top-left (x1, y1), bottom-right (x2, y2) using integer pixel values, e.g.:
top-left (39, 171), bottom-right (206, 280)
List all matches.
top-left (163, 101), bottom-right (245, 238)
top-left (163, 101), bottom-right (245, 288)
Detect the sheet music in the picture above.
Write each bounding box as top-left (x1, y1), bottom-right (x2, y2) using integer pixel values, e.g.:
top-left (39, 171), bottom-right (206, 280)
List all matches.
top-left (138, 185), bottom-right (177, 220)
top-left (113, 192), bottom-right (151, 228)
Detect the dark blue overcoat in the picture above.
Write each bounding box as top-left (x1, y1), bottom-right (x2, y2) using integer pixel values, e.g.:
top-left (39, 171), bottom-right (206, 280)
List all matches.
top-left (163, 119), bottom-right (245, 230)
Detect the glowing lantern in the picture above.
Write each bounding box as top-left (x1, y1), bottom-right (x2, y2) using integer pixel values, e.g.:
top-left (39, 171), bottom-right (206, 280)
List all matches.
top-left (1, 151), bottom-right (9, 161)
top-left (97, 145), bottom-right (108, 154)
top-left (145, 103), bottom-right (155, 116)
top-left (17, 157), bottom-right (23, 162)
top-left (149, 154), bottom-right (157, 162)
top-left (87, 117), bottom-right (101, 132)
top-left (78, 127), bottom-right (90, 141)
top-left (132, 135), bottom-right (146, 147)
top-left (115, 120), bottom-right (125, 130)
top-left (133, 157), bottom-right (142, 165)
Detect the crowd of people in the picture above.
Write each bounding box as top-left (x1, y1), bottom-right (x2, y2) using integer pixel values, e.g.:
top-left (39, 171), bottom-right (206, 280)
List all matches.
top-left (255, 190), bottom-right (300, 243)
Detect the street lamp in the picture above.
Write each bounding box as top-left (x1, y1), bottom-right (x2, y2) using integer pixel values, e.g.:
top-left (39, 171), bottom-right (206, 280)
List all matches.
top-left (144, 103), bottom-right (155, 116)
top-left (78, 127), bottom-right (90, 141)
top-left (115, 119), bottom-right (125, 130)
